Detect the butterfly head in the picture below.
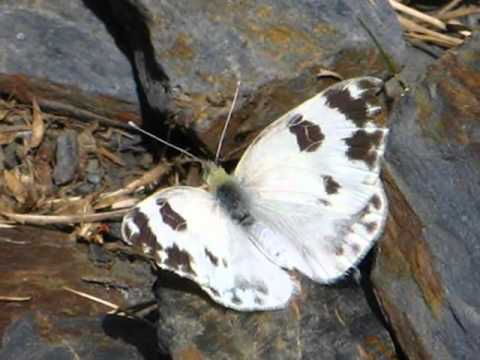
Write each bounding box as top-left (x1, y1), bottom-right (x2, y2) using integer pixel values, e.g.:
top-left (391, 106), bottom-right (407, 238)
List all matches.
top-left (203, 161), bottom-right (232, 191)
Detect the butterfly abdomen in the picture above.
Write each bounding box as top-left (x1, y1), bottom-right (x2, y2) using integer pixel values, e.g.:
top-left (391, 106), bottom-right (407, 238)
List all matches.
top-left (215, 180), bottom-right (254, 226)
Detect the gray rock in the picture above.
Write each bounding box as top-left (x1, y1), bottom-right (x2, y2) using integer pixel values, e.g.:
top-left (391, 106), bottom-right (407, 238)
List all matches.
top-left (53, 130), bottom-right (79, 185)
top-left (86, 159), bottom-right (103, 185)
top-left (0, 313), bottom-right (159, 360)
top-left (75, 182), bottom-right (95, 195)
top-left (101, 2), bottom-right (408, 358)
top-left (155, 275), bottom-right (396, 359)
top-left (3, 1), bottom-right (457, 358)
top-left (372, 32), bottom-right (480, 359)
top-left (2, 142), bottom-right (20, 169)
top-left (107, 0), bottom-right (406, 156)
top-left (0, 225), bottom-right (159, 359)
top-left (0, 1), bottom-right (137, 103)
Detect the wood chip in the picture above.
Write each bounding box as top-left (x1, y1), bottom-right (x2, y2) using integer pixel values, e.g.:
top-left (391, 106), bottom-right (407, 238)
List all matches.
top-left (30, 97), bottom-right (45, 148)
top-left (3, 169), bottom-right (27, 203)
top-left (0, 131), bottom-right (17, 145)
top-left (97, 146), bottom-right (126, 166)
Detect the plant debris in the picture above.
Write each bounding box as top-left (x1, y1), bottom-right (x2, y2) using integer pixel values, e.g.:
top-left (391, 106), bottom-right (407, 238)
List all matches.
top-left (390, 0), bottom-right (478, 49)
top-left (0, 97), bottom-right (172, 244)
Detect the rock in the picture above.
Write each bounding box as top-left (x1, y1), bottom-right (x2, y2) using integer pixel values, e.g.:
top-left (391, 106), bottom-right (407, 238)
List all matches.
top-left (75, 182), bottom-right (96, 195)
top-left (2, 141), bottom-right (20, 169)
top-left (53, 130), bottom-right (79, 185)
top-left (0, 225), bottom-right (158, 358)
top-left (3, 1), bottom-right (462, 359)
top-left (86, 159), bottom-right (103, 185)
top-left (156, 275), bottom-right (396, 359)
top-left (99, 1), bottom-right (408, 358)
top-left (139, 153), bottom-right (154, 169)
top-left (0, 312), bottom-right (160, 360)
top-left (0, 73), bottom-right (141, 130)
top-left (106, 0), bottom-right (407, 157)
top-left (372, 32), bottom-right (480, 359)
top-left (0, 1), bottom-right (137, 103)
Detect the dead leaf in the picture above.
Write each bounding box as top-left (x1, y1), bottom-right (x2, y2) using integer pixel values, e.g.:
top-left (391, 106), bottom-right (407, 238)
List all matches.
top-left (3, 169), bottom-right (27, 203)
top-left (316, 69), bottom-right (343, 81)
top-left (0, 109), bottom-right (9, 122)
top-left (33, 161), bottom-right (54, 197)
top-left (30, 98), bottom-right (45, 148)
top-left (0, 131), bottom-right (17, 145)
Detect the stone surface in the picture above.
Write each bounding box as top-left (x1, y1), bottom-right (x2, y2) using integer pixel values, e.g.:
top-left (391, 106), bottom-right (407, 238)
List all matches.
top-left (98, 1), bottom-right (408, 358)
top-left (107, 0), bottom-right (406, 158)
top-left (372, 32), bottom-right (480, 359)
top-left (0, 226), bottom-right (158, 358)
top-left (53, 130), bottom-right (79, 185)
top-left (0, 313), bottom-right (161, 360)
top-left (96, 1), bottom-right (409, 358)
top-left (156, 274), bottom-right (396, 360)
top-left (5, 1), bottom-right (476, 359)
top-left (0, 73), bottom-right (141, 129)
top-left (0, 1), bottom-right (137, 103)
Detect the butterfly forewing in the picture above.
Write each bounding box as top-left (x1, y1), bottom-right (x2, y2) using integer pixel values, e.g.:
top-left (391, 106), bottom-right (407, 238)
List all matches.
top-left (122, 186), bottom-right (299, 310)
top-left (235, 77), bottom-right (388, 283)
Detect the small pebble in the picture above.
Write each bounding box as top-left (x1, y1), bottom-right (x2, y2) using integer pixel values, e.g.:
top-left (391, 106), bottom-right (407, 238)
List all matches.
top-left (3, 142), bottom-right (20, 169)
top-left (86, 159), bottom-right (103, 185)
top-left (53, 130), bottom-right (79, 185)
top-left (139, 153), bottom-right (153, 169)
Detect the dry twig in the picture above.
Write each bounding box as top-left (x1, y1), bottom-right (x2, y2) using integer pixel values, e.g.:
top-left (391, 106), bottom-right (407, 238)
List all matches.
top-left (390, 0), bottom-right (447, 30)
top-left (398, 15), bottom-right (463, 47)
top-left (2, 209), bottom-right (127, 225)
top-left (389, 0), bottom-right (475, 49)
top-left (436, 0), bottom-right (463, 16)
top-left (63, 286), bottom-right (118, 310)
top-left (0, 295), bottom-right (32, 302)
top-left (63, 286), bottom-right (156, 328)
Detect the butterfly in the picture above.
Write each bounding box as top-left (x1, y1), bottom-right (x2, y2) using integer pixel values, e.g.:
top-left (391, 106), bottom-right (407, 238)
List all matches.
top-left (122, 77), bottom-right (388, 311)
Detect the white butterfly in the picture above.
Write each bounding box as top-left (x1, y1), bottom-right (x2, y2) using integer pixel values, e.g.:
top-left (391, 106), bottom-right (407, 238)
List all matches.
top-left (122, 77), bottom-right (388, 311)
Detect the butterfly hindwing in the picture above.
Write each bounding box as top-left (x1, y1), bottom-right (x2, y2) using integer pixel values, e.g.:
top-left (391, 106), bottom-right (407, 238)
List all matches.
top-left (234, 77), bottom-right (388, 282)
top-left (122, 186), bottom-right (299, 310)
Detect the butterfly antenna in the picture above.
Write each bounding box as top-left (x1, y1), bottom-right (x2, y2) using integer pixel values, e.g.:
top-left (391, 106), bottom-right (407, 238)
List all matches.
top-left (215, 80), bottom-right (241, 164)
top-left (128, 121), bottom-right (203, 163)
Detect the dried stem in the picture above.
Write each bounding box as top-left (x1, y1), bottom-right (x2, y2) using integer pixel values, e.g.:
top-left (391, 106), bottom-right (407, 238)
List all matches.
top-left (389, 0), bottom-right (446, 31)
top-left (398, 15), bottom-right (463, 47)
top-left (0, 295), bottom-right (32, 302)
top-left (2, 209), bottom-right (128, 225)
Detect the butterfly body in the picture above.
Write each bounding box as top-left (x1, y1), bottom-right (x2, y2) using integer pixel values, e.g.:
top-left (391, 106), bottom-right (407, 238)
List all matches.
top-left (123, 77), bottom-right (388, 311)
top-left (203, 161), bottom-right (255, 226)
top-left (215, 179), bottom-right (254, 226)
